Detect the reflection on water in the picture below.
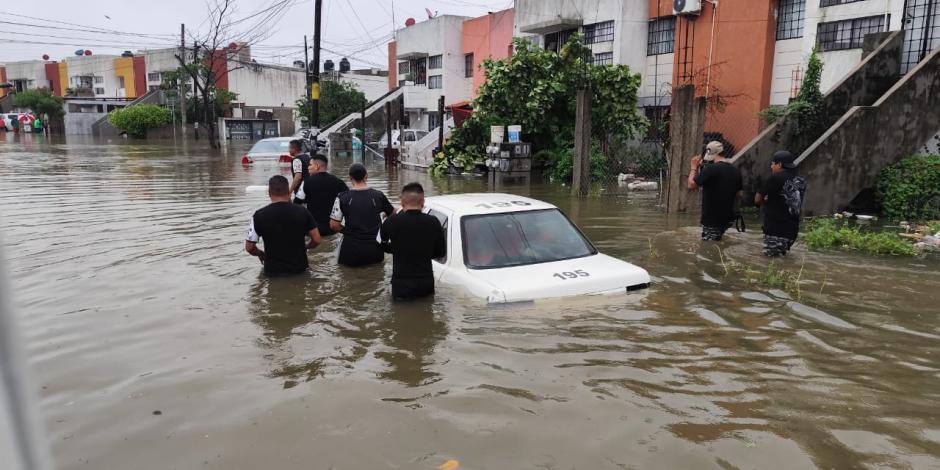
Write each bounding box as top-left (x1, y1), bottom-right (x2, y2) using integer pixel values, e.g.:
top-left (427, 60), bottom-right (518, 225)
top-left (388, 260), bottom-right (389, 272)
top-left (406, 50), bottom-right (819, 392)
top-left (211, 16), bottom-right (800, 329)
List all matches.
top-left (1, 134), bottom-right (940, 469)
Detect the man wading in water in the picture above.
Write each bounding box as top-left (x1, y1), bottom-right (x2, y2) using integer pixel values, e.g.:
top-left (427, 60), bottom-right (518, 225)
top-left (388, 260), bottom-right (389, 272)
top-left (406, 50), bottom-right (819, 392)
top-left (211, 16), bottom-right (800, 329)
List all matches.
top-left (380, 183), bottom-right (446, 300)
top-left (245, 175), bottom-right (322, 276)
top-left (287, 140), bottom-right (311, 205)
top-left (329, 163), bottom-right (395, 267)
top-left (303, 153), bottom-right (348, 237)
top-left (755, 151), bottom-right (806, 257)
top-left (687, 141), bottom-right (743, 241)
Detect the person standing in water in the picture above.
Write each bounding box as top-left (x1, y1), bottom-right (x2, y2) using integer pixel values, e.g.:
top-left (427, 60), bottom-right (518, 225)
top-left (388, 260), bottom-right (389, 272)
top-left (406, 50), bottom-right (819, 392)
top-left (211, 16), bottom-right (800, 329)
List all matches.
top-left (303, 153), bottom-right (348, 237)
top-left (380, 183), bottom-right (446, 300)
top-left (330, 163), bottom-right (395, 267)
top-left (245, 175), bottom-right (322, 276)
top-left (755, 151), bottom-right (806, 257)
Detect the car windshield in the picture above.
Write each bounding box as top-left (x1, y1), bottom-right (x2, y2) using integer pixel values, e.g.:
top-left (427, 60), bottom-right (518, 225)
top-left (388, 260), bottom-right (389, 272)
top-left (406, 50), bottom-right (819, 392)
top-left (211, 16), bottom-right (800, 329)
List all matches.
top-left (249, 140), bottom-right (290, 153)
top-left (461, 209), bottom-right (596, 269)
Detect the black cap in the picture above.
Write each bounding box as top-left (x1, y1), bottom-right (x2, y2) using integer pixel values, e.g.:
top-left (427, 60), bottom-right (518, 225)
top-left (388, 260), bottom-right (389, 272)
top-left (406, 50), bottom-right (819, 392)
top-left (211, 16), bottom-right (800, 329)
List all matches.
top-left (772, 150), bottom-right (797, 169)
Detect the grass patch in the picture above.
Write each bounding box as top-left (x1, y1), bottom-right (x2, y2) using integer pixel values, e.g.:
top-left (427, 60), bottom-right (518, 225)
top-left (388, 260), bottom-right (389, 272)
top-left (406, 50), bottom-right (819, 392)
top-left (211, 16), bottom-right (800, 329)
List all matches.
top-left (802, 218), bottom-right (915, 256)
top-left (715, 246), bottom-right (807, 298)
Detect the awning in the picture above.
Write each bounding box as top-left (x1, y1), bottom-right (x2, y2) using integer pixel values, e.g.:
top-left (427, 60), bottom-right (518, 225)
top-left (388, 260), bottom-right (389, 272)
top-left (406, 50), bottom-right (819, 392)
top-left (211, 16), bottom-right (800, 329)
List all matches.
top-left (447, 101), bottom-right (473, 128)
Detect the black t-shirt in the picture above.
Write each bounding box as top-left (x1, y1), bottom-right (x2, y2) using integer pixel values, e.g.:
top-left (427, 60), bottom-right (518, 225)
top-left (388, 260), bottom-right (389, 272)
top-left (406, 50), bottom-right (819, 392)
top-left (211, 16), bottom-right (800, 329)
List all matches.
top-left (303, 172), bottom-right (348, 236)
top-left (332, 188), bottom-right (395, 267)
top-left (246, 201), bottom-right (317, 276)
top-left (761, 170), bottom-right (802, 239)
top-left (694, 161), bottom-right (743, 228)
top-left (380, 210), bottom-right (446, 281)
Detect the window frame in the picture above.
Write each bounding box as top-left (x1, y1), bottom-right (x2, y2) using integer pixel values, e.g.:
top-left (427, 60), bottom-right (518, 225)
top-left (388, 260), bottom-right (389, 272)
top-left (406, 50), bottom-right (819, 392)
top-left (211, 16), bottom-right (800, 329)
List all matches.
top-left (397, 61), bottom-right (410, 75)
top-left (584, 20), bottom-right (615, 45)
top-left (428, 74), bottom-right (443, 89)
top-left (647, 17), bottom-right (676, 56)
top-left (94, 87), bottom-right (105, 95)
top-left (819, 0), bottom-right (864, 7)
top-left (464, 53), bottom-right (474, 78)
top-left (776, 0), bottom-right (806, 41)
top-left (147, 72), bottom-right (161, 82)
top-left (428, 54), bottom-right (443, 69)
top-left (593, 52), bottom-right (614, 66)
top-left (817, 15), bottom-right (887, 51)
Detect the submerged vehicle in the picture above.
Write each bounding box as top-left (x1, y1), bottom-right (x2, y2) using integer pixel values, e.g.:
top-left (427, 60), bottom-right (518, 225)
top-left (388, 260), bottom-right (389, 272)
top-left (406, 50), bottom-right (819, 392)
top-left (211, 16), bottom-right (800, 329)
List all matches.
top-left (424, 194), bottom-right (650, 303)
top-left (241, 137), bottom-right (294, 164)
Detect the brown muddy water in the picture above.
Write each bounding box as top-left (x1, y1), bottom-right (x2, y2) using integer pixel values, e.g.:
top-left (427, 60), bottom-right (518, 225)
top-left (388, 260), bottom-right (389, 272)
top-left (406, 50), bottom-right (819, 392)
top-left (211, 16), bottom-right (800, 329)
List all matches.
top-left (1, 134), bottom-right (940, 469)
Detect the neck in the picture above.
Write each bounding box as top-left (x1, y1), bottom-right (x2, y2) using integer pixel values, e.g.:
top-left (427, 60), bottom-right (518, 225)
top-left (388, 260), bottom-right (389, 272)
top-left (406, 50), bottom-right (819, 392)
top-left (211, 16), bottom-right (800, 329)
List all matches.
top-left (401, 206), bottom-right (422, 212)
top-left (351, 181), bottom-right (368, 189)
top-left (270, 195), bottom-right (291, 203)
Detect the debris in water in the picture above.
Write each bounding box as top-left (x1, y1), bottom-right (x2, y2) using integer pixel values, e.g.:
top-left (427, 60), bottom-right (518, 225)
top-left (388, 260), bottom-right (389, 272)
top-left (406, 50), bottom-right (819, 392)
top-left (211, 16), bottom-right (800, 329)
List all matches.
top-left (153, 410), bottom-right (162, 416)
top-left (438, 459), bottom-right (459, 470)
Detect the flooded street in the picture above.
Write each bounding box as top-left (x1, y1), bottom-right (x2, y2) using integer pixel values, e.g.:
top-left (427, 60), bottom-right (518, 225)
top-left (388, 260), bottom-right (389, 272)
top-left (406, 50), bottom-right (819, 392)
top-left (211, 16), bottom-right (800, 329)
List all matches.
top-left (2, 135), bottom-right (940, 469)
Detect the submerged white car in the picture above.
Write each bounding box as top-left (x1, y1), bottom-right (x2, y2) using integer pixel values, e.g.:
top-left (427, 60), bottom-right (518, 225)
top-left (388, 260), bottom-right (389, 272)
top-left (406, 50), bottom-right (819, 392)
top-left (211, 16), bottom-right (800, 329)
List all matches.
top-left (425, 194), bottom-right (651, 303)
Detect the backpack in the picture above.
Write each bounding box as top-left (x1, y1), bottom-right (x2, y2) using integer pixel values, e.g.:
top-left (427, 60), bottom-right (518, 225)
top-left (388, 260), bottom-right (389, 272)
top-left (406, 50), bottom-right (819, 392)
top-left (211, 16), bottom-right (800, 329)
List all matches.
top-left (781, 176), bottom-right (806, 217)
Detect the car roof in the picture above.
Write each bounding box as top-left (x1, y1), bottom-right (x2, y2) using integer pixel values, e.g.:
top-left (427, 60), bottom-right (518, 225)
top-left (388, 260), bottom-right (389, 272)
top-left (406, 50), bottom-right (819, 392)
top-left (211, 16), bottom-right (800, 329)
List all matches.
top-left (426, 193), bottom-right (557, 216)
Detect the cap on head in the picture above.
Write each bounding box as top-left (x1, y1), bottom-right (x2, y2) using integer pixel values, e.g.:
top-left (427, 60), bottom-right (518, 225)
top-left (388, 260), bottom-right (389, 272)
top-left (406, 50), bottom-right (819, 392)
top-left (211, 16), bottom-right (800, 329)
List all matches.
top-left (704, 141), bottom-right (724, 161)
top-left (349, 163), bottom-right (367, 182)
top-left (772, 150), bottom-right (797, 169)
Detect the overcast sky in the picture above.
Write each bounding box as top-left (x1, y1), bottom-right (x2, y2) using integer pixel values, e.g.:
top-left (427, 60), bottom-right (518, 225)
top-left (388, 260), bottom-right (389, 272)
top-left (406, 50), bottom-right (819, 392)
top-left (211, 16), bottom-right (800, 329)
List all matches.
top-left (0, 0), bottom-right (513, 69)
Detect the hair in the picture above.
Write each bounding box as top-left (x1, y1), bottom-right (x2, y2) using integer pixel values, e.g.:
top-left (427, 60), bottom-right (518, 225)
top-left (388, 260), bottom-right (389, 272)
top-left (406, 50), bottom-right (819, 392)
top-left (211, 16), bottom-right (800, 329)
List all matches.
top-left (268, 175), bottom-right (290, 196)
top-left (311, 153), bottom-right (328, 166)
top-left (349, 163), bottom-right (367, 182)
top-left (289, 139), bottom-right (304, 152)
top-left (400, 182), bottom-right (425, 206)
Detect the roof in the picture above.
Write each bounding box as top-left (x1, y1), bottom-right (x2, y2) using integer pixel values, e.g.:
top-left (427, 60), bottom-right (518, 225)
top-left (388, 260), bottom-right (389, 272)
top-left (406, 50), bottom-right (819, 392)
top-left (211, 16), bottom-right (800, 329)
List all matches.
top-left (426, 193), bottom-right (556, 216)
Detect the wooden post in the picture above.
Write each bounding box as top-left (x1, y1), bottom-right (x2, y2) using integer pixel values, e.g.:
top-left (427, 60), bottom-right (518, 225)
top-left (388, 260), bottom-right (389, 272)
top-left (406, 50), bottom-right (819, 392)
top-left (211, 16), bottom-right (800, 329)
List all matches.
top-left (665, 85), bottom-right (706, 213)
top-left (572, 88), bottom-right (592, 196)
top-left (437, 95), bottom-right (445, 155)
top-left (384, 101), bottom-right (395, 165)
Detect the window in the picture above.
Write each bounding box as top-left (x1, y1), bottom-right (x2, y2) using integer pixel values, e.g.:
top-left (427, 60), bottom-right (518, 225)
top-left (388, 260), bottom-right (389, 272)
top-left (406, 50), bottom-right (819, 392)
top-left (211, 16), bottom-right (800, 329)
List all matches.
top-left (94, 87), bottom-right (105, 95)
top-left (428, 75), bottom-right (442, 89)
top-left (817, 15), bottom-right (887, 51)
top-left (545, 28), bottom-right (578, 52)
top-left (776, 0), bottom-right (806, 40)
top-left (647, 17), bottom-right (676, 55)
top-left (593, 52), bottom-right (614, 66)
top-left (584, 20), bottom-right (615, 44)
top-left (118, 77), bottom-right (125, 89)
top-left (398, 61), bottom-right (410, 74)
top-left (94, 76), bottom-right (104, 84)
top-left (428, 112), bottom-right (440, 131)
top-left (428, 55), bottom-right (443, 69)
top-left (147, 72), bottom-right (161, 82)
top-left (464, 53), bottom-right (474, 78)
top-left (461, 209), bottom-right (597, 270)
top-left (414, 58), bottom-right (427, 85)
top-left (427, 209), bottom-right (449, 263)
top-left (820, 0), bottom-right (864, 6)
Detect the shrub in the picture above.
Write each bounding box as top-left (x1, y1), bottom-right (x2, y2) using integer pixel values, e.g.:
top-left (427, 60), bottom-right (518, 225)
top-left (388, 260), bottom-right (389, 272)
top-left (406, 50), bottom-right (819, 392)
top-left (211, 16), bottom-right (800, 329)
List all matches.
top-left (876, 154), bottom-right (940, 221)
top-left (546, 141), bottom-right (608, 183)
top-left (802, 218), bottom-right (915, 256)
top-left (108, 104), bottom-right (173, 138)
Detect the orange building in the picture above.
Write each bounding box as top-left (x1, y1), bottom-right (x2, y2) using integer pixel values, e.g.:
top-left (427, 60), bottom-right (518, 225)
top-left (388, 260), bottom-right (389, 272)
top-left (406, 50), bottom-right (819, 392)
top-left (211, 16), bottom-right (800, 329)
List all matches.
top-left (461, 9), bottom-right (515, 97)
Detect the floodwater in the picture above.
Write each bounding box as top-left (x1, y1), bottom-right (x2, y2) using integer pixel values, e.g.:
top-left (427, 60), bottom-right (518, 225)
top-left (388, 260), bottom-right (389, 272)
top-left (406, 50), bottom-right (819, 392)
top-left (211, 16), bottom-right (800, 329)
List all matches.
top-left (2, 134), bottom-right (940, 469)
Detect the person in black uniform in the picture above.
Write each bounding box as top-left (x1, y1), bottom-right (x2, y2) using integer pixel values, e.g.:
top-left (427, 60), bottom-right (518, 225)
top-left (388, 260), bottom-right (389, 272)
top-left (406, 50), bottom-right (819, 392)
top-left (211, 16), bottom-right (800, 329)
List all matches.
top-left (287, 139), bottom-right (311, 205)
top-left (380, 183), bottom-right (446, 300)
top-left (303, 153), bottom-right (348, 236)
top-left (329, 163), bottom-right (395, 267)
top-left (755, 151), bottom-right (806, 257)
top-left (687, 141), bottom-right (743, 241)
top-left (245, 175), bottom-right (322, 276)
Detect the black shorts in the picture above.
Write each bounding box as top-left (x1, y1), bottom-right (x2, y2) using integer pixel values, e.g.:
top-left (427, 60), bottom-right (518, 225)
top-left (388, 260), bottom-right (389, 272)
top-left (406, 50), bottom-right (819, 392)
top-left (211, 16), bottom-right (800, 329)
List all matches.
top-left (392, 277), bottom-right (435, 301)
top-left (338, 240), bottom-right (384, 267)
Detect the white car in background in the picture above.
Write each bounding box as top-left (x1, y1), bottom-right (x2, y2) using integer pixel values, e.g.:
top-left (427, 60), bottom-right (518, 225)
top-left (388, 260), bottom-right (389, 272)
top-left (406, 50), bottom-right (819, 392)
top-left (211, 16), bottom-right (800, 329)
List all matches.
top-left (372, 129), bottom-right (429, 149)
top-left (241, 137), bottom-right (294, 165)
top-left (424, 194), bottom-right (651, 303)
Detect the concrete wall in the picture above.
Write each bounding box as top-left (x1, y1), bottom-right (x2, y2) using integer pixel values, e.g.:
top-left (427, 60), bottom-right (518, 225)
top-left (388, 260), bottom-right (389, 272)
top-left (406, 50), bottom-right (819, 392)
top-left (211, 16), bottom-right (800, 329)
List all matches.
top-left (395, 15), bottom-right (471, 119)
top-left (770, 38), bottom-right (803, 105)
top-left (796, 45), bottom-right (940, 216)
top-left (2, 61), bottom-right (51, 90)
top-left (336, 73), bottom-right (388, 102)
top-left (64, 56), bottom-right (121, 97)
top-left (462, 9), bottom-right (515, 97)
top-left (228, 65), bottom-right (305, 108)
top-left (641, 52), bottom-right (674, 107)
top-left (65, 111), bottom-right (109, 135)
top-left (731, 31), bottom-right (904, 200)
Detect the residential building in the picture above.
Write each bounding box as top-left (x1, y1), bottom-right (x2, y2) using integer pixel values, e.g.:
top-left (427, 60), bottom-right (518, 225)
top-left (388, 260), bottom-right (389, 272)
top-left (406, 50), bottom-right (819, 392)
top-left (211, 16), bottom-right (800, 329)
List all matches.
top-left (462, 9), bottom-right (515, 96)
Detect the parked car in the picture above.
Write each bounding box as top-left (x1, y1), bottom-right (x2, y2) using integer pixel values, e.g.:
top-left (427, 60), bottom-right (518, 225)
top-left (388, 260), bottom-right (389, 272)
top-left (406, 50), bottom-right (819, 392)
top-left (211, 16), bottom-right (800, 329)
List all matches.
top-left (240, 137), bottom-right (294, 164)
top-left (371, 129), bottom-right (429, 149)
top-left (424, 194), bottom-right (651, 303)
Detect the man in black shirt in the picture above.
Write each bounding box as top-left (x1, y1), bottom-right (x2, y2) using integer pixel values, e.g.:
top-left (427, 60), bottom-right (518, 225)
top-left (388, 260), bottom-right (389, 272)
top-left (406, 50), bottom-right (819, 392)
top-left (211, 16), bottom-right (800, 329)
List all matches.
top-left (330, 163), bottom-right (395, 267)
top-left (245, 175), bottom-right (322, 276)
top-left (755, 150), bottom-right (806, 257)
top-left (688, 141), bottom-right (743, 241)
top-left (380, 183), bottom-right (446, 300)
top-left (288, 140), bottom-right (311, 204)
top-left (303, 153), bottom-right (348, 236)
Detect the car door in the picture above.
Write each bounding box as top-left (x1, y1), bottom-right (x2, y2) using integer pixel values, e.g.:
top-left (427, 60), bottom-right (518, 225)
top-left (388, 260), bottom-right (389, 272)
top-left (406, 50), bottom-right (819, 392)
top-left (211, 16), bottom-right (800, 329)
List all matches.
top-left (426, 207), bottom-right (451, 281)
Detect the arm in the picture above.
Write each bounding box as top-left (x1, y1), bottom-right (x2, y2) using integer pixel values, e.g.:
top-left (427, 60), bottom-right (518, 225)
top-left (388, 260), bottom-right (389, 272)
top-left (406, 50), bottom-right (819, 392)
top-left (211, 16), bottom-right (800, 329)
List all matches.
top-left (687, 155), bottom-right (703, 190)
top-left (754, 192), bottom-right (765, 206)
top-left (245, 216), bottom-right (264, 264)
top-left (379, 217), bottom-right (393, 254)
top-left (289, 158), bottom-right (303, 195)
top-left (307, 228), bottom-right (321, 249)
top-left (329, 197), bottom-right (344, 234)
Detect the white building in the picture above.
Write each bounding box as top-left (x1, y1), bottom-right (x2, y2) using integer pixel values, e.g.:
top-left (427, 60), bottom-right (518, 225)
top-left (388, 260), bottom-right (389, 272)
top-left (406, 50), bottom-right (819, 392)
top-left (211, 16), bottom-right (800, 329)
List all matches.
top-left (2, 60), bottom-right (51, 92)
top-left (63, 55), bottom-right (123, 98)
top-left (394, 15), bottom-right (472, 131)
top-left (770, 0), bottom-right (905, 106)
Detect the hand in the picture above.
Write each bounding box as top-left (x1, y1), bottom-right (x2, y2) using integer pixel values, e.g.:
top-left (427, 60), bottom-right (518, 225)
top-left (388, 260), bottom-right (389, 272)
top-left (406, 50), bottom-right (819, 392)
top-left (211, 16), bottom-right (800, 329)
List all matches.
top-left (257, 251), bottom-right (265, 264)
top-left (690, 155), bottom-right (702, 170)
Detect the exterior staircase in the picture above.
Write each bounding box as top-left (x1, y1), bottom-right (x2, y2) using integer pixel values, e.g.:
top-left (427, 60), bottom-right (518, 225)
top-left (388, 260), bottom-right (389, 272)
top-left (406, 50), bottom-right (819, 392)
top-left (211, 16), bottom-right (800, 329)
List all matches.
top-left (400, 118), bottom-right (455, 170)
top-left (91, 89), bottom-right (167, 138)
top-left (319, 87), bottom-right (404, 139)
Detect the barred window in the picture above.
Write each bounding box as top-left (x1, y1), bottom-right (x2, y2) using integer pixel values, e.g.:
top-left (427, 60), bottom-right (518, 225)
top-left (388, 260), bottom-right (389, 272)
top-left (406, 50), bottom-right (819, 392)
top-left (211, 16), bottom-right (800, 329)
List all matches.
top-left (647, 17), bottom-right (675, 56)
top-left (94, 76), bottom-right (104, 84)
top-left (398, 61), bottom-right (410, 74)
top-left (776, 0), bottom-right (805, 40)
top-left (593, 52), bottom-right (613, 66)
top-left (147, 72), bottom-right (161, 82)
top-left (818, 15), bottom-right (887, 51)
top-left (464, 53), bottom-right (474, 78)
top-left (820, 0), bottom-right (864, 6)
top-left (428, 75), bottom-right (442, 89)
top-left (94, 87), bottom-right (105, 95)
top-left (429, 55), bottom-right (443, 69)
top-left (545, 28), bottom-right (578, 53)
top-left (584, 20), bottom-right (614, 44)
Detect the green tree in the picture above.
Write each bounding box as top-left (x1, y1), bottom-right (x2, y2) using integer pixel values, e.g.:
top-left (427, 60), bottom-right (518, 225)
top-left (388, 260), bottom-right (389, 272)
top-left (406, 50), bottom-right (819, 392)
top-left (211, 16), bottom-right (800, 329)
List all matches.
top-left (295, 80), bottom-right (367, 128)
top-left (757, 48), bottom-right (824, 152)
top-left (13, 89), bottom-right (65, 119)
top-left (108, 104), bottom-right (173, 138)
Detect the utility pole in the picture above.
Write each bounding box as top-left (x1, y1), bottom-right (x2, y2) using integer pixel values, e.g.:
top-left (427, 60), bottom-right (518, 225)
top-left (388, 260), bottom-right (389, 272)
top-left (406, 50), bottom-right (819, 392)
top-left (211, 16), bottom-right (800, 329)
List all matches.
top-left (385, 101), bottom-right (394, 165)
top-left (572, 88), bottom-right (592, 196)
top-left (179, 23), bottom-right (187, 136)
top-left (311, 0), bottom-right (322, 128)
top-left (303, 35), bottom-right (311, 129)
top-left (437, 95), bottom-right (445, 156)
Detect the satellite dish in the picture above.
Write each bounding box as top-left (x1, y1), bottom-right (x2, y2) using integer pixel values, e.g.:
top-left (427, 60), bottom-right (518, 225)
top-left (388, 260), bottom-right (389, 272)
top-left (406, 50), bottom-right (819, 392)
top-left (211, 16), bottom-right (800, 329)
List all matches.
top-left (84, 50), bottom-right (92, 56)
top-left (42, 54), bottom-right (49, 60)
top-left (674, 0), bottom-right (686, 11)
top-left (75, 49), bottom-right (84, 56)
top-left (405, 18), bottom-right (415, 27)
top-left (229, 42), bottom-right (238, 50)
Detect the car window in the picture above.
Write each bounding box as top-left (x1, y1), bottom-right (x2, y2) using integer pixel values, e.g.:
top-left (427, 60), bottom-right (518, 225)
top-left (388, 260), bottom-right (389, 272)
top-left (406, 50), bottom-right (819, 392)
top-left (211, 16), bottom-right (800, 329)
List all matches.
top-left (427, 209), bottom-right (448, 263)
top-left (461, 209), bottom-right (596, 269)
top-left (416, 131), bottom-right (429, 140)
top-left (249, 140), bottom-right (290, 153)
top-left (403, 131), bottom-right (416, 142)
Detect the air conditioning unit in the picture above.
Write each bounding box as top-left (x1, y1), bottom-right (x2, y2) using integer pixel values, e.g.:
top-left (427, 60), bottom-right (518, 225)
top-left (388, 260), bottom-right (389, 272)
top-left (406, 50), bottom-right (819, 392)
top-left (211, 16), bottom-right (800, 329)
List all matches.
top-left (673, 0), bottom-right (703, 16)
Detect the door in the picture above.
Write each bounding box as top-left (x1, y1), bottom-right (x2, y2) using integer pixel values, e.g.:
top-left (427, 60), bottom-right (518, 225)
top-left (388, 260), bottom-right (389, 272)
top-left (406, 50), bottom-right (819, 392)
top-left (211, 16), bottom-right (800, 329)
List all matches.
top-left (902, 0), bottom-right (940, 73)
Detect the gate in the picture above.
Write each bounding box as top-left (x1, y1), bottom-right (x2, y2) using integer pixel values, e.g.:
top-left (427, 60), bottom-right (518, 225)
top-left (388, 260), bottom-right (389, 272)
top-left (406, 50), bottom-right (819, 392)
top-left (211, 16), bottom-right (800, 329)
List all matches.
top-left (902, 0), bottom-right (940, 73)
